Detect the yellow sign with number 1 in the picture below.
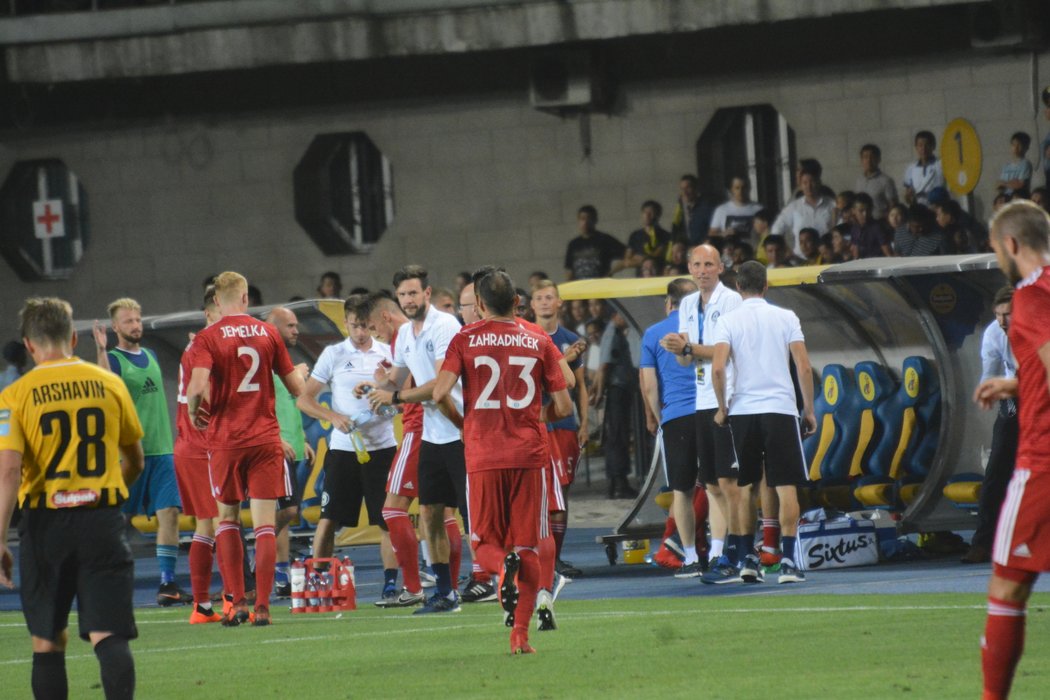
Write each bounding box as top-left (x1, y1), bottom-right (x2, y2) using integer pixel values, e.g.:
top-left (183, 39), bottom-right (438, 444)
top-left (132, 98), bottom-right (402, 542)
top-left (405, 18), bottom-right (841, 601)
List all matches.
top-left (942, 118), bottom-right (982, 195)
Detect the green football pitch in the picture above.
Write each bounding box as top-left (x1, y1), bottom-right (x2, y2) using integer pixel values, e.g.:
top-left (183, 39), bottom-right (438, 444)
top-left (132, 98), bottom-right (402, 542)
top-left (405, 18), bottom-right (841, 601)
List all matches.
top-left (1, 593), bottom-right (1047, 699)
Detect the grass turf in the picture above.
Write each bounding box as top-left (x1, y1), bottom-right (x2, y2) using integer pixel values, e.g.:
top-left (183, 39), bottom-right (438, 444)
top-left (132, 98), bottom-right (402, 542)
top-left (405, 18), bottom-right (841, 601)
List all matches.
top-left (0, 593), bottom-right (1047, 698)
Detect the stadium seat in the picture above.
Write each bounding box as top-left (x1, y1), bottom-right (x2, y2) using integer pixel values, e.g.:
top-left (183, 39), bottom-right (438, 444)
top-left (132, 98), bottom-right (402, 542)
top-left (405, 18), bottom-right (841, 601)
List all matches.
top-left (942, 473), bottom-right (983, 510)
top-left (853, 357), bottom-right (939, 508)
top-left (803, 364), bottom-right (850, 482)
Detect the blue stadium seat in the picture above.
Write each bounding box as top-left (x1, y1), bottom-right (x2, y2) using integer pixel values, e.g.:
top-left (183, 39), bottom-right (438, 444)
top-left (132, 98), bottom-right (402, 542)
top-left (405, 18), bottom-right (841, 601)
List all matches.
top-left (803, 364), bottom-right (851, 483)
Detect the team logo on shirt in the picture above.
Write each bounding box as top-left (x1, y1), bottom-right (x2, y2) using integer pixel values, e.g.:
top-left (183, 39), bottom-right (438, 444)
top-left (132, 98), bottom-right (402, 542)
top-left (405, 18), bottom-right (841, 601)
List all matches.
top-left (142, 377), bottom-right (160, 394)
top-left (425, 340), bottom-right (434, 353)
top-left (710, 310), bottom-right (721, 324)
top-left (344, 360), bottom-right (355, 369)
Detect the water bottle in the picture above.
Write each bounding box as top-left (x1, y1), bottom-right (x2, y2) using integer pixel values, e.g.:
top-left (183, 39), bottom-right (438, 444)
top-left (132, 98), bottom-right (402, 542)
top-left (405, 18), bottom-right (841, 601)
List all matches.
top-left (307, 572), bottom-right (321, 607)
top-left (349, 410), bottom-right (376, 430)
top-left (320, 571), bottom-right (333, 608)
top-left (290, 559), bottom-right (306, 610)
top-left (360, 384), bottom-right (399, 419)
top-left (340, 556), bottom-right (355, 587)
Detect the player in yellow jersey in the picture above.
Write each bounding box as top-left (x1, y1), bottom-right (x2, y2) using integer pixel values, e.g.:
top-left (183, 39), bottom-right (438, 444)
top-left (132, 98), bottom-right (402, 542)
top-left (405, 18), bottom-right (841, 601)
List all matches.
top-left (0, 297), bottom-right (145, 700)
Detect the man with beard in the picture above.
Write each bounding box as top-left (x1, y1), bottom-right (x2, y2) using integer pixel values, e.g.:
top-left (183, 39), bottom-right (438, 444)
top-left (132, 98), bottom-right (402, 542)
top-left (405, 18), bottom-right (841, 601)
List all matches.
top-left (94, 299), bottom-right (190, 607)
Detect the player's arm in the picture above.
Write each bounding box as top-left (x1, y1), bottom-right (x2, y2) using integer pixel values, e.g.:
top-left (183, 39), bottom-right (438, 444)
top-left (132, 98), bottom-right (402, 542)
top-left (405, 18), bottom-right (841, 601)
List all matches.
top-left (186, 367), bottom-right (212, 429)
top-left (431, 369), bottom-right (463, 429)
top-left (558, 357), bottom-right (576, 390)
top-left (544, 388), bottom-right (574, 423)
top-left (357, 364), bottom-right (409, 399)
top-left (279, 367), bottom-right (305, 399)
top-left (661, 332), bottom-right (715, 367)
top-left (711, 342), bottom-right (731, 426)
top-left (640, 367), bottom-right (660, 435)
top-left (119, 440), bottom-right (145, 488)
top-left (92, 320), bottom-right (111, 370)
top-left (0, 448), bottom-right (20, 587)
top-left (297, 376), bottom-right (352, 434)
top-left (789, 339), bottom-right (817, 436)
top-left (573, 364), bottom-right (589, 446)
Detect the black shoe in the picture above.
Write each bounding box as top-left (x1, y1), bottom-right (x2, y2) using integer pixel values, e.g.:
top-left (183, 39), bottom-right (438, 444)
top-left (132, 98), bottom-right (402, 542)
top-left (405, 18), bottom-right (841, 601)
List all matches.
top-left (156, 582), bottom-right (193, 607)
top-left (274, 580), bottom-right (291, 598)
top-left (500, 552), bottom-right (520, 628)
top-left (555, 559), bottom-right (582, 579)
top-left (461, 579), bottom-right (497, 603)
top-left (674, 561), bottom-right (704, 579)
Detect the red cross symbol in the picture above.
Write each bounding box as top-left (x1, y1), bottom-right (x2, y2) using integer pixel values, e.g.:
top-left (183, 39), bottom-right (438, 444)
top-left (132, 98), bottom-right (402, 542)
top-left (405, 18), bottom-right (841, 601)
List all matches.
top-left (36, 203), bottom-right (60, 233)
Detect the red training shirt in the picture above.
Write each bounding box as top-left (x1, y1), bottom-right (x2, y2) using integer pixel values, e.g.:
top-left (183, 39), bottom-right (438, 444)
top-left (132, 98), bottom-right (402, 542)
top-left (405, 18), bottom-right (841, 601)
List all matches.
top-left (1010, 265), bottom-right (1050, 472)
top-left (442, 318), bottom-right (566, 471)
top-left (390, 327), bottom-right (424, 434)
top-left (189, 314), bottom-right (294, 450)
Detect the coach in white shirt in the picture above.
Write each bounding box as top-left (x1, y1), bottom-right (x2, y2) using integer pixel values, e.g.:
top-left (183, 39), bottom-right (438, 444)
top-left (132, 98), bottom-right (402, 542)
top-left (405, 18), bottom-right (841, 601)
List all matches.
top-left (771, 170), bottom-right (835, 258)
top-left (711, 260), bottom-right (816, 585)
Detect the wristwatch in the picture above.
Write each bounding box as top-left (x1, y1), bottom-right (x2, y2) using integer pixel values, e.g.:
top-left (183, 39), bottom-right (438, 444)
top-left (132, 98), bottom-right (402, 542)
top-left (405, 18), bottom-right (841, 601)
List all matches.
top-left (681, 343), bottom-right (692, 357)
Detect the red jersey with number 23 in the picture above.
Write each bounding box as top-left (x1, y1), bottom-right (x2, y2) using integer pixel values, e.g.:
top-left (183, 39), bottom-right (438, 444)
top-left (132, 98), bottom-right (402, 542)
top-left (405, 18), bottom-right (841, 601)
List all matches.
top-left (1011, 265), bottom-right (1050, 472)
top-left (442, 318), bottom-right (566, 472)
top-left (189, 313), bottom-right (294, 450)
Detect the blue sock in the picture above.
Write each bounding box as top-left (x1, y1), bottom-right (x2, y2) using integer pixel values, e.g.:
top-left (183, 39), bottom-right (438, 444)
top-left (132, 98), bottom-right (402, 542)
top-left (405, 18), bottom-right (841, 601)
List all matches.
top-left (741, 533), bottom-right (755, 559)
top-left (725, 535), bottom-right (739, 566)
top-left (275, 561), bottom-right (290, 585)
top-left (384, 568), bottom-right (398, 589)
top-left (781, 536), bottom-right (797, 565)
top-left (432, 563), bottom-right (452, 596)
top-left (156, 544), bottom-right (177, 585)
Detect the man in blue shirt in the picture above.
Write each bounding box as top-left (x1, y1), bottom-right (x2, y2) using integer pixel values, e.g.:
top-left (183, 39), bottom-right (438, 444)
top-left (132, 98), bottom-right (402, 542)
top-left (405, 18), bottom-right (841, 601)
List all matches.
top-left (640, 278), bottom-right (706, 577)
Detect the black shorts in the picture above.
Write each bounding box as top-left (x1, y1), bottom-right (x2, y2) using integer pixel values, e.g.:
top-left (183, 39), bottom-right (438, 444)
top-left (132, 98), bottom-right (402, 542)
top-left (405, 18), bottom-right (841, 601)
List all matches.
top-left (696, 409), bottom-right (737, 484)
top-left (319, 447), bottom-right (396, 528)
top-left (19, 508), bottom-right (137, 643)
top-left (728, 413), bottom-right (809, 487)
top-left (276, 457), bottom-right (304, 511)
top-left (662, 414), bottom-right (699, 492)
top-left (419, 439), bottom-right (467, 515)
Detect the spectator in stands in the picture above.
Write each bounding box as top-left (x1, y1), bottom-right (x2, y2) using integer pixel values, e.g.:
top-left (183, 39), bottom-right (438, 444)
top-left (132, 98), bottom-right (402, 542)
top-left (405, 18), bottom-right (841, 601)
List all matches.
top-left (902, 130), bottom-right (945, 206)
top-left (528, 270), bottom-right (550, 289)
top-left (731, 241), bottom-right (755, 268)
top-left (835, 191), bottom-right (856, 227)
top-left (792, 158), bottom-right (836, 200)
top-left (996, 132), bottom-right (1033, 197)
top-left (708, 176), bottom-right (762, 239)
top-left (1031, 187), bottom-right (1047, 210)
top-left (831, 224), bottom-right (855, 262)
top-left (625, 200), bottom-right (671, 275)
top-left (670, 174), bottom-right (716, 246)
top-left (850, 193), bottom-right (893, 258)
top-left (928, 186), bottom-right (989, 251)
top-left (895, 204), bottom-right (944, 256)
top-left (817, 233), bottom-right (835, 264)
top-left (564, 204), bottom-right (628, 280)
top-left (854, 143), bottom-right (898, 221)
top-left (639, 257), bottom-right (661, 277)
top-left (935, 200), bottom-right (975, 254)
top-left (888, 203), bottom-right (909, 245)
top-left (568, 299), bottom-right (589, 336)
top-left (0, 340), bottom-right (28, 391)
top-left (664, 241), bottom-right (689, 275)
top-left (317, 271), bottom-right (343, 299)
top-left (763, 234), bottom-right (798, 269)
top-left (752, 207), bottom-right (774, 265)
top-left (772, 165), bottom-right (835, 258)
top-left (797, 227), bottom-right (820, 265)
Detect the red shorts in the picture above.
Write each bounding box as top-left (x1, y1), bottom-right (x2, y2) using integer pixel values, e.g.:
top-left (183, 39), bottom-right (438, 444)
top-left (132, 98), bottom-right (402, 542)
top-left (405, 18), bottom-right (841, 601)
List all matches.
top-left (546, 440), bottom-right (566, 513)
top-left (174, 451), bottom-right (217, 519)
top-left (993, 468), bottom-right (1050, 573)
top-left (208, 443), bottom-right (288, 505)
top-left (467, 468), bottom-right (546, 550)
top-left (550, 428), bottom-right (581, 486)
top-left (387, 431), bottom-right (420, 499)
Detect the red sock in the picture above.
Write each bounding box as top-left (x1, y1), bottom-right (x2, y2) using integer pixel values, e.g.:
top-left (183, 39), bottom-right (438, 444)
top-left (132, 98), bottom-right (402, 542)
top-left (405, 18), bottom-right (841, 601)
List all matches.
top-left (383, 508), bottom-right (422, 592)
top-left (215, 522), bottom-right (245, 604)
top-left (253, 525), bottom-right (276, 611)
top-left (693, 489), bottom-right (710, 557)
top-left (551, 519), bottom-right (567, 562)
top-left (475, 543), bottom-right (505, 576)
top-left (982, 597), bottom-right (1026, 699)
top-left (538, 535), bottom-right (556, 590)
top-left (471, 562), bottom-right (491, 583)
top-left (762, 518), bottom-right (780, 551)
top-left (445, 518), bottom-right (462, 583)
top-left (514, 548), bottom-right (539, 633)
top-left (189, 534), bottom-right (215, 605)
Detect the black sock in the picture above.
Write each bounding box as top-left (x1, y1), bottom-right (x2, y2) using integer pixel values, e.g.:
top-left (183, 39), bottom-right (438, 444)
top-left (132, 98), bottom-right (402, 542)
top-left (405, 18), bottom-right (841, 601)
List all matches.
top-left (94, 636), bottom-right (135, 700)
top-left (32, 651), bottom-right (67, 700)
top-left (383, 568), bottom-right (398, 588)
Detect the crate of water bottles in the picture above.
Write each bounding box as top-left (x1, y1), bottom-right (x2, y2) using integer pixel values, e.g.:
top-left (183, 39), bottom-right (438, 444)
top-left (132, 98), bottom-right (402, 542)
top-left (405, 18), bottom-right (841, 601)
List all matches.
top-left (290, 556), bottom-right (357, 613)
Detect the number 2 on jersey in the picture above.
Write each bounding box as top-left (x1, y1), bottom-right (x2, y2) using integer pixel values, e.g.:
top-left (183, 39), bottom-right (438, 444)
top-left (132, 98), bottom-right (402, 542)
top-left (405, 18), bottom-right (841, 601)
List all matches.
top-left (473, 356), bottom-right (537, 410)
top-left (237, 346), bottom-right (261, 392)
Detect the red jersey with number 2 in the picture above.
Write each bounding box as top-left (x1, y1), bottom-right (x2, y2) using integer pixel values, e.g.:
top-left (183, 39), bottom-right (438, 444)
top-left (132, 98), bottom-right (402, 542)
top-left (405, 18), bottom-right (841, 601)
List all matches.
top-left (189, 313), bottom-right (294, 450)
top-left (442, 318), bottom-right (566, 472)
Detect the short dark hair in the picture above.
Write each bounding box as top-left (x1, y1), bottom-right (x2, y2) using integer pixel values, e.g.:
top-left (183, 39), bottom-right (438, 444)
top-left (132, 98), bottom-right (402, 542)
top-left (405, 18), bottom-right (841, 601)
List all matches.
top-left (799, 158), bottom-right (822, 180)
top-left (753, 208), bottom-right (773, 224)
top-left (860, 144), bottom-right (881, 159)
top-left (476, 270), bottom-right (517, 317)
top-left (735, 261), bottom-right (767, 295)
top-left (343, 293), bottom-right (372, 322)
top-left (915, 130), bottom-right (936, 148)
top-left (993, 286), bottom-right (1014, 307)
top-left (680, 174), bottom-right (699, 186)
top-left (1011, 132), bottom-right (1031, 151)
top-left (577, 204), bottom-right (598, 222)
top-left (392, 264), bottom-right (429, 291)
top-left (666, 279), bottom-right (698, 308)
top-left (202, 284), bottom-right (217, 311)
top-left (798, 227), bottom-right (819, 243)
top-left (735, 241), bottom-right (755, 260)
top-left (763, 234), bottom-right (787, 252)
top-left (471, 264), bottom-right (505, 286)
top-left (641, 200), bottom-right (663, 218)
top-left (908, 204), bottom-right (935, 229)
top-left (937, 200), bottom-right (962, 221)
top-left (854, 192), bottom-right (874, 210)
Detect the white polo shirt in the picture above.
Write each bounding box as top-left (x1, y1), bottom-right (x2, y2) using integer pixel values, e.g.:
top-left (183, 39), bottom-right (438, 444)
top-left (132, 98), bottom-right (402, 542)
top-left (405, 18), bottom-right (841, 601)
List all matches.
top-left (392, 306), bottom-right (464, 445)
top-left (678, 281), bottom-right (743, 410)
top-left (712, 297), bottom-right (804, 417)
top-left (902, 158), bottom-right (945, 205)
top-left (311, 338), bottom-right (397, 452)
top-left (770, 195), bottom-right (835, 257)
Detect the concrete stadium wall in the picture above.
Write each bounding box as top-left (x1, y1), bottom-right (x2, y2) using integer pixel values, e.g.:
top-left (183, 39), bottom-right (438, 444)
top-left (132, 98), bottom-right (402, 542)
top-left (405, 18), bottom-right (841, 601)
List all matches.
top-left (1, 48), bottom-right (1048, 343)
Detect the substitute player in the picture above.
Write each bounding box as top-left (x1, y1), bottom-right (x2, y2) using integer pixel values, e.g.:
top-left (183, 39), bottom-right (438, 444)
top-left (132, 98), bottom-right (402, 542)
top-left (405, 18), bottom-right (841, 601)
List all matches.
top-left (975, 200), bottom-right (1050, 700)
top-left (185, 271), bottom-right (304, 626)
top-left (94, 298), bottom-right (190, 605)
top-left (174, 286), bottom-right (223, 624)
top-left (434, 270), bottom-right (572, 654)
top-left (0, 297), bottom-right (145, 700)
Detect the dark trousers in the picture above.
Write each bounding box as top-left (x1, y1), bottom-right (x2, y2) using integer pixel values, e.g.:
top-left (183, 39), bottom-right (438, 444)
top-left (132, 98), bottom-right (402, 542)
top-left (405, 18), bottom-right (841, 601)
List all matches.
top-left (972, 411), bottom-right (1018, 549)
top-left (603, 384), bottom-right (633, 480)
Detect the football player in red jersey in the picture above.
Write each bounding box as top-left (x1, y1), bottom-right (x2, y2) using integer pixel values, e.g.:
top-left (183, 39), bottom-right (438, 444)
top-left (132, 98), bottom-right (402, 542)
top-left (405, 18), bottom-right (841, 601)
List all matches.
top-left (174, 286), bottom-right (223, 624)
top-left (434, 270), bottom-right (572, 654)
top-left (186, 271), bottom-right (304, 627)
top-left (975, 201), bottom-right (1050, 700)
